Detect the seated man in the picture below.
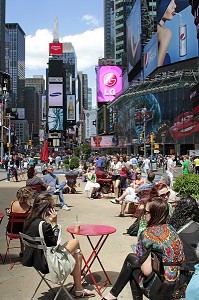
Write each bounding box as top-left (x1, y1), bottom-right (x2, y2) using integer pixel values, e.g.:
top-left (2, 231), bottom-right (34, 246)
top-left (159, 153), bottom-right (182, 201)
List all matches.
top-left (136, 172), bottom-right (156, 202)
top-left (26, 167), bottom-right (48, 192)
top-left (42, 166), bottom-right (70, 211)
top-left (95, 166), bottom-right (106, 179)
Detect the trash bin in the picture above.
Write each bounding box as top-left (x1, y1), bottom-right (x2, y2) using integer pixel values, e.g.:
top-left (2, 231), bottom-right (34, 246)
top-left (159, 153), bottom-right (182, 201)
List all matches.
top-left (151, 161), bottom-right (157, 171)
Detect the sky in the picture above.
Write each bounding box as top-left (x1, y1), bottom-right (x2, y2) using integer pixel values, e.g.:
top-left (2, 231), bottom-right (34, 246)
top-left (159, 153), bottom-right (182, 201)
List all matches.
top-left (5, 0), bottom-right (104, 106)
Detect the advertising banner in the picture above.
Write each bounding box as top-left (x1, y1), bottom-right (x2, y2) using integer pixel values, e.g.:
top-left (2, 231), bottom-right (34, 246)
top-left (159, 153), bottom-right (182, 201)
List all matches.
top-left (84, 110), bottom-right (97, 139)
top-left (190, 83), bottom-right (199, 121)
top-left (67, 95), bottom-right (76, 121)
top-left (48, 108), bottom-right (63, 131)
top-left (156, 0), bottom-right (198, 67)
top-left (48, 83), bottom-right (63, 107)
top-left (97, 66), bottom-right (122, 103)
top-left (143, 33), bottom-right (158, 78)
top-left (91, 135), bottom-right (114, 148)
top-left (126, 0), bottom-right (142, 74)
top-left (49, 43), bottom-right (63, 55)
top-left (42, 95), bottom-right (46, 121)
top-left (39, 129), bottom-right (45, 142)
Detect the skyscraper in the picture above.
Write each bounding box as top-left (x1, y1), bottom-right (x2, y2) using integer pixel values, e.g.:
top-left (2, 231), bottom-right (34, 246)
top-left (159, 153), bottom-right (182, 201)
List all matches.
top-left (104, 0), bottom-right (115, 59)
top-left (62, 42), bottom-right (77, 95)
top-left (5, 23), bottom-right (25, 108)
top-left (0, 0), bottom-right (5, 72)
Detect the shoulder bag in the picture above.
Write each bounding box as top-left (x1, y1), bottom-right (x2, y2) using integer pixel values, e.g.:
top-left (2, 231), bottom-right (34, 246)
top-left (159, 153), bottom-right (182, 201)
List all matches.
top-left (39, 221), bottom-right (76, 283)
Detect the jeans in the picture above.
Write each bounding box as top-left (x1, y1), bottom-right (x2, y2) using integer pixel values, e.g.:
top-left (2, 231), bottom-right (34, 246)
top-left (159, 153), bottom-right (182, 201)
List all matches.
top-left (49, 181), bottom-right (67, 207)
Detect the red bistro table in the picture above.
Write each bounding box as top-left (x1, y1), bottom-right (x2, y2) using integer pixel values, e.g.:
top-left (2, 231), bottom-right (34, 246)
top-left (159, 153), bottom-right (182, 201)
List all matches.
top-left (67, 224), bottom-right (116, 296)
top-left (0, 213), bottom-right (5, 263)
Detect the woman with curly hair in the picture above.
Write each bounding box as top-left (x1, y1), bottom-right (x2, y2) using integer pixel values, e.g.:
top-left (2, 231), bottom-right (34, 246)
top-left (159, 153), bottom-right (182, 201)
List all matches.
top-left (169, 195), bottom-right (199, 269)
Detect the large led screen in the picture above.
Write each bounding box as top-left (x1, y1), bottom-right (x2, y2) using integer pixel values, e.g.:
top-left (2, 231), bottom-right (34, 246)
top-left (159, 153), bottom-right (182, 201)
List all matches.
top-left (157, 0), bottom-right (198, 67)
top-left (48, 84), bottom-right (63, 107)
top-left (143, 33), bottom-right (158, 78)
top-left (67, 95), bottom-right (76, 121)
top-left (91, 136), bottom-right (114, 148)
top-left (97, 66), bottom-right (122, 103)
top-left (126, 0), bottom-right (142, 74)
top-left (48, 108), bottom-right (63, 131)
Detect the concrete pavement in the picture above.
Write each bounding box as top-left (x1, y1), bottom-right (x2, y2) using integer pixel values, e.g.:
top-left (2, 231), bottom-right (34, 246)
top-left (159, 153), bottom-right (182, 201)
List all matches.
top-left (0, 167), bottom-right (182, 300)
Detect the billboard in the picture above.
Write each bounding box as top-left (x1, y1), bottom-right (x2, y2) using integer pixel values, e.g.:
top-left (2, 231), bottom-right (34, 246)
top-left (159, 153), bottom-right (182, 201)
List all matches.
top-left (126, 0), bottom-right (142, 74)
top-left (190, 82), bottom-right (199, 121)
top-left (48, 108), bottom-right (63, 131)
top-left (157, 0), bottom-right (198, 67)
top-left (143, 33), bottom-right (158, 78)
top-left (0, 103), bottom-right (2, 127)
top-left (67, 95), bottom-right (76, 121)
top-left (48, 83), bottom-right (63, 107)
top-left (49, 43), bottom-right (63, 55)
top-left (42, 95), bottom-right (46, 121)
top-left (84, 110), bottom-right (97, 139)
top-left (97, 66), bottom-right (122, 103)
top-left (91, 135), bottom-right (114, 148)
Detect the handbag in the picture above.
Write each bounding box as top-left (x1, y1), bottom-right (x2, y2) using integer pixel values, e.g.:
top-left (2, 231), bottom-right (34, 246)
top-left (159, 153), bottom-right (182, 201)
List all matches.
top-left (39, 221), bottom-right (76, 283)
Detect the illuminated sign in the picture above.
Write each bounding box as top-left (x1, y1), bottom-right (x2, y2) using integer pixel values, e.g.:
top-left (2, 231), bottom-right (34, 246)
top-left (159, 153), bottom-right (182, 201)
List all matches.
top-left (49, 43), bottom-right (63, 55)
top-left (48, 84), bottom-right (63, 107)
top-left (67, 95), bottom-right (76, 121)
top-left (97, 66), bottom-right (122, 103)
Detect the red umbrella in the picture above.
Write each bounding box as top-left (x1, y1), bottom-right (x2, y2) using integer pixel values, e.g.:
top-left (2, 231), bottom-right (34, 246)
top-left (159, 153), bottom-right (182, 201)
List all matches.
top-left (41, 141), bottom-right (49, 163)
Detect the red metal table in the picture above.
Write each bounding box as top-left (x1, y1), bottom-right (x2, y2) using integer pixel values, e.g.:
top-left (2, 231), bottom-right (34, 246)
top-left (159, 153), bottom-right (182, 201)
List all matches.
top-left (67, 224), bottom-right (116, 296)
top-left (0, 213), bottom-right (5, 263)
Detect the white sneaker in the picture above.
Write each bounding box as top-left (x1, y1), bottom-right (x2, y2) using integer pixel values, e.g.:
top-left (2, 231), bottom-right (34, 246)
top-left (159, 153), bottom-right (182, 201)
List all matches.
top-left (110, 198), bottom-right (120, 204)
top-left (54, 189), bottom-right (60, 193)
top-left (62, 205), bottom-right (70, 211)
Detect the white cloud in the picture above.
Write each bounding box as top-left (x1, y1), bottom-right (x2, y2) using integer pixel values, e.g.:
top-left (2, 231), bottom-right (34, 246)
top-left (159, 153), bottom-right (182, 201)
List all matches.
top-left (82, 15), bottom-right (100, 27)
top-left (25, 27), bottom-right (104, 72)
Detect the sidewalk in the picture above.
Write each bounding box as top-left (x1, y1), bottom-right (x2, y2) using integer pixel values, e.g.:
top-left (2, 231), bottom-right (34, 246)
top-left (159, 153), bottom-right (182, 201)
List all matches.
top-left (0, 167), bottom-right (182, 300)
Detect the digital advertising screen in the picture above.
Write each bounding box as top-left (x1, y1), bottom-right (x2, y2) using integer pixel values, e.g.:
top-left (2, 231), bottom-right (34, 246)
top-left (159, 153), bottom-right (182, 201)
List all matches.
top-left (66, 95), bottom-right (76, 121)
top-left (126, 0), bottom-right (142, 74)
top-left (156, 0), bottom-right (198, 67)
top-left (91, 135), bottom-right (114, 148)
top-left (48, 108), bottom-right (63, 131)
top-left (48, 83), bottom-right (63, 107)
top-left (42, 95), bottom-right (46, 121)
top-left (143, 33), bottom-right (158, 78)
top-left (97, 66), bottom-right (122, 103)
top-left (49, 43), bottom-right (63, 55)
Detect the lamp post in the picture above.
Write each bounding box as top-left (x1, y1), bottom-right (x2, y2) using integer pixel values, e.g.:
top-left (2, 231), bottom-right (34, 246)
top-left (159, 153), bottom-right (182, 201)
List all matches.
top-left (0, 81), bottom-right (8, 162)
top-left (161, 133), bottom-right (166, 172)
top-left (142, 108), bottom-right (147, 157)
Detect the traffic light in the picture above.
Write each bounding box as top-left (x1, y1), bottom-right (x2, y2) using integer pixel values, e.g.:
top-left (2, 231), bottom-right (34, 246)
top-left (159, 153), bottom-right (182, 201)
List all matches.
top-left (7, 142), bottom-right (12, 148)
top-left (150, 133), bottom-right (154, 143)
top-left (139, 133), bottom-right (143, 139)
top-left (28, 140), bottom-right (32, 146)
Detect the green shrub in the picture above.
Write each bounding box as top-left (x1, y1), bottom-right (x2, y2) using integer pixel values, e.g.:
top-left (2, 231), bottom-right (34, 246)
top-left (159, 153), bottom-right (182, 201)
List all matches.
top-left (63, 158), bottom-right (69, 165)
top-left (173, 174), bottom-right (199, 199)
top-left (69, 156), bottom-right (79, 169)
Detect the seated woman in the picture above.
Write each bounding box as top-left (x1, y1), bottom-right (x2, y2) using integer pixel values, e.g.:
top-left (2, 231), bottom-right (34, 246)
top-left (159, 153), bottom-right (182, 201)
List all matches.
top-left (84, 166), bottom-right (100, 198)
top-left (186, 243), bottom-right (199, 300)
top-left (7, 187), bottom-right (33, 256)
top-left (132, 169), bottom-right (145, 189)
top-left (22, 193), bottom-right (95, 298)
top-left (102, 197), bottom-right (185, 300)
top-left (169, 195), bottom-right (199, 297)
top-left (26, 167), bottom-right (48, 192)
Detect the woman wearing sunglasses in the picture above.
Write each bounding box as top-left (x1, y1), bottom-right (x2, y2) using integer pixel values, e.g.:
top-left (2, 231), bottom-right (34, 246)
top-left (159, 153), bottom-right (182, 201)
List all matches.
top-left (102, 197), bottom-right (184, 300)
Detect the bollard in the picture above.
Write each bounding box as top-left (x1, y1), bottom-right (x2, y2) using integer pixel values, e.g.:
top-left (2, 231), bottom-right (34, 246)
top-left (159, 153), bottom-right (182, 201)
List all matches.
top-left (7, 172), bottom-right (10, 181)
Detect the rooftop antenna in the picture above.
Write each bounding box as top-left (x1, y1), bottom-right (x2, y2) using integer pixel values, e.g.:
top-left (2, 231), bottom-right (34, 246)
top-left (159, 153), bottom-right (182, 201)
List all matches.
top-left (53, 16), bottom-right (59, 43)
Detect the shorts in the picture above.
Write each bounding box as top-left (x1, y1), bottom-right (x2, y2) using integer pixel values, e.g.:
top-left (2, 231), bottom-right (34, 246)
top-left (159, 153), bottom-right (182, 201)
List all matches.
top-left (112, 175), bottom-right (120, 181)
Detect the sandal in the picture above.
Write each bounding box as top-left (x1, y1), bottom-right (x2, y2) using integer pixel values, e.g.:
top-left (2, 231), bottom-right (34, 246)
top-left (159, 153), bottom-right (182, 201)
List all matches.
top-left (118, 213), bottom-right (124, 217)
top-left (74, 289), bottom-right (96, 298)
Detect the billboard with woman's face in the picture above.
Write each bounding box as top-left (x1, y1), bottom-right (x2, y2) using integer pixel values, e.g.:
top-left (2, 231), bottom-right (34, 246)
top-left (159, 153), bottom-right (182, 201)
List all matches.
top-left (144, 0), bottom-right (198, 77)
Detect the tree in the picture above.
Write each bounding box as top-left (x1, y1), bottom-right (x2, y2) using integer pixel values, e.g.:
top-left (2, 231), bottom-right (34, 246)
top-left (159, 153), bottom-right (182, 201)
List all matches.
top-left (81, 143), bottom-right (91, 160)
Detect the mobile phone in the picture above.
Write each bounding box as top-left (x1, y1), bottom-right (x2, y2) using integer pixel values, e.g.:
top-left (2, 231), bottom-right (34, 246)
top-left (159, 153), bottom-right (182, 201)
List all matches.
top-left (45, 207), bottom-right (51, 215)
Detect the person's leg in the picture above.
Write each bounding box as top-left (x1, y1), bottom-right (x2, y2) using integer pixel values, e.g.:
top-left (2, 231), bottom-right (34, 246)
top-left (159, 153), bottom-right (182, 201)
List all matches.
top-left (120, 202), bottom-right (127, 216)
top-left (103, 253), bottom-right (141, 300)
top-left (65, 239), bottom-right (95, 297)
top-left (114, 179), bottom-right (120, 198)
top-left (56, 181), bottom-right (67, 207)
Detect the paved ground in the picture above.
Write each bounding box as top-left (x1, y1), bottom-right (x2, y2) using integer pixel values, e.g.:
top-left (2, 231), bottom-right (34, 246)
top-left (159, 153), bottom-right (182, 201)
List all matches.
top-left (0, 166), bottom-right (182, 300)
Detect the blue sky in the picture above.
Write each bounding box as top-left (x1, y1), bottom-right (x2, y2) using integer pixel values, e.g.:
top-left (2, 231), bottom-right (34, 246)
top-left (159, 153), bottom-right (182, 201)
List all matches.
top-left (6, 0), bottom-right (104, 106)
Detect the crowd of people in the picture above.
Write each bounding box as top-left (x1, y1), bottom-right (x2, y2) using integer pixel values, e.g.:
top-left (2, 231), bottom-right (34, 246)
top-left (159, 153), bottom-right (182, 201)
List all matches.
top-left (3, 151), bottom-right (199, 299)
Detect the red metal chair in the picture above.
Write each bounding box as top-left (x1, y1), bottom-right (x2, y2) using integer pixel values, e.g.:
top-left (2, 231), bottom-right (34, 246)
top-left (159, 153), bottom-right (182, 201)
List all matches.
top-left (26, 184), bottom-right (42, 192)
top-left (4, 212), bottom-right (29, 269)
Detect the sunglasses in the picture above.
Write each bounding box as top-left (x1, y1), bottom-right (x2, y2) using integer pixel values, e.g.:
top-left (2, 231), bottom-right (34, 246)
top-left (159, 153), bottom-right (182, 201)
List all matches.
top-left (159, 191), bottom-right (170, 198)
top-left (137, 173), bottom-right (141, 175)
top-left (144, 209), bottom-right (150, 215)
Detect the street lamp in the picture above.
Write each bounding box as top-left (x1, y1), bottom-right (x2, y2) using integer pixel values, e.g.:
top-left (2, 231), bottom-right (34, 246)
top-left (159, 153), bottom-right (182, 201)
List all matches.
top-left (0, 80), bottom-right (8, 162)
top-left (142, 108), bottom-right (147, 157)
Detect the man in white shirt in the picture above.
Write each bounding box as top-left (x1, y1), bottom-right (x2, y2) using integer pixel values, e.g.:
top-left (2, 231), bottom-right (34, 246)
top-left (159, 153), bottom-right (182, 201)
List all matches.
top-left (142, 157), bottom-right (150, 174)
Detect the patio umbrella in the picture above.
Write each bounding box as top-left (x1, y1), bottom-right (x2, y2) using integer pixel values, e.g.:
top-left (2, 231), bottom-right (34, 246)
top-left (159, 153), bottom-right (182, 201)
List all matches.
top-left (41, 140), bottom-right (49, 163)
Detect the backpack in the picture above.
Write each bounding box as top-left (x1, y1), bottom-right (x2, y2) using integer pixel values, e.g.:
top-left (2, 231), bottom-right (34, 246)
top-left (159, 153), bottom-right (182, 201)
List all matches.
top-left (125, 218), bottom-right (139, 236)
top-left (188, 161), bottom-right (194, 173)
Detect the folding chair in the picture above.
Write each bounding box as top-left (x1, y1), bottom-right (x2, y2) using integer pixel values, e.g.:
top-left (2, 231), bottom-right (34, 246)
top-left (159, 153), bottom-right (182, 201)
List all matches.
top-left (0, 213), bottom-right (5, 263)
top-left (4, 212), bottom-right (29, 269)
top-left (19, 232), bottom-right (74, 300)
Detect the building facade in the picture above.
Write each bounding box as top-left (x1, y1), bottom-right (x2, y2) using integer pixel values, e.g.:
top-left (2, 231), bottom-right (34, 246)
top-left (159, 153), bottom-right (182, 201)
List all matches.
top-left (104, 0), bottom-right (115, 59)
top-left (5, 23), bottom-right (25, 108)
top-left (0, 0), bottom-right (5, 72)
